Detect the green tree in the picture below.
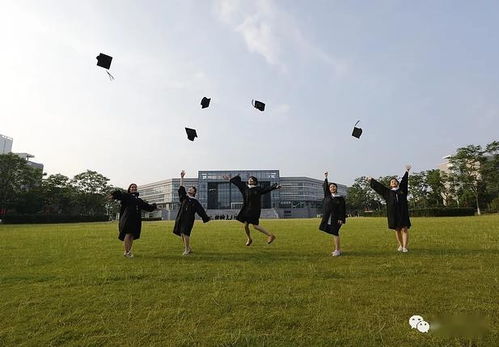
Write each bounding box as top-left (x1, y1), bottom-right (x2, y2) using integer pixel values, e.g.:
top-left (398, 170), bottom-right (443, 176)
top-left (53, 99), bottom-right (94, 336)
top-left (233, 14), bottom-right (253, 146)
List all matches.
top-left (0, 153), bottom-right (43, 216)
top-left (41, 174), bottom-right (79, 215)
top-left (408, 172), bottom-right (428, 208)
top-left (346, 176), bottom-right (382, 213)
top-left (480, 141), bottom-right (499, 209)
top-left (71, 170), bottom-right (111, 216)
top-left (426, 169), bottom-right (445, 207)
top-left (448, 145), bottom-right (486, 214)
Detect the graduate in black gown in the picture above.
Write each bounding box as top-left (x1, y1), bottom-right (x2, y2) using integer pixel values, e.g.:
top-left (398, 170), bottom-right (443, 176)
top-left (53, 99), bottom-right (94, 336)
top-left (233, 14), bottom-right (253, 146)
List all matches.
top-left (110, 183), bottom-right (158, 258)
top-left (173, 170), bottom-right (211, 255)
top-left (368, 165), bottom-right (412, 253)
top-left (224, 174), bottom-right (281, 246)
top-left (319, 172), bottom-right (346, 256)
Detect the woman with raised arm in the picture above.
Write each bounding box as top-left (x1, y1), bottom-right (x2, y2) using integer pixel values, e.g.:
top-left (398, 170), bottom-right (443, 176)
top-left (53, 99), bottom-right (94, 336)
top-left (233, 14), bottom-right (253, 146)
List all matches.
top-left (173, 170), bottom-right (211, 255)
top-left (367, 165), bottom-right (412, 252)
top-left (110, 183), bottom-right (158, 258)
top-left (223, 174), bottom-right (281, 246)
top-left (319, 171), bottom-right (346, 256)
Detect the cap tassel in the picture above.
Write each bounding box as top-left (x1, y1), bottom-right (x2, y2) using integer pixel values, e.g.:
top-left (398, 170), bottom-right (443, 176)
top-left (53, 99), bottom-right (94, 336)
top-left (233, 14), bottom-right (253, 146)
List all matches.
top-left (106, 71), bottom-right (115, 81)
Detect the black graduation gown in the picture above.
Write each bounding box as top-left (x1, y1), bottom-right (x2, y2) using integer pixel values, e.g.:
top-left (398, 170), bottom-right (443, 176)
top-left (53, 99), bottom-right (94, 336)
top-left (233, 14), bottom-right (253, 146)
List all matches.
top-left (370, 171), bottom-right (411, 229)
top-left (111, 190), bottom-right (157, 241)
top-left (173, 186), bottom-right (210, 237)
top-left (229, 175), bottom-right (278, 225)
top-left (319, 178), bottom-right (346, 236)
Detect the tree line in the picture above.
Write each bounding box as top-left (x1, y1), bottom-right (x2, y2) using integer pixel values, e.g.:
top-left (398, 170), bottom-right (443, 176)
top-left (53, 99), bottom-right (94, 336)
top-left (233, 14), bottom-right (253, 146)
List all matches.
top-left (347, 141), bottom-right (499, 214)
top-left (0, 153), bottom-right (120, 220)
top-left (1, 140), bottom-right (497, 222)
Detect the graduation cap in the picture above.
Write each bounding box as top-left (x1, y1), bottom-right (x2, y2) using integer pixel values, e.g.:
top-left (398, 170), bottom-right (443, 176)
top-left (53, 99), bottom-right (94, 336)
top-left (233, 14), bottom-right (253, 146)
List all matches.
top-left (352, 120), bottom-right (362, 139)
top-left (96, 53), bottom-right (114, 80)
top-left (201, 97), bottom-right (211, 109)
top-left (252, 100), bottom-right (265, 111)
top-left (185, 127), bottom-right (197, 141)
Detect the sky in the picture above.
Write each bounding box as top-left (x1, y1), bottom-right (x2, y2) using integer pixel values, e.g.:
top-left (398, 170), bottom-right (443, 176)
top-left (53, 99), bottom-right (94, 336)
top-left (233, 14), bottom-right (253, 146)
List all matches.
top-left (1, 0), bottom-right (498, 188)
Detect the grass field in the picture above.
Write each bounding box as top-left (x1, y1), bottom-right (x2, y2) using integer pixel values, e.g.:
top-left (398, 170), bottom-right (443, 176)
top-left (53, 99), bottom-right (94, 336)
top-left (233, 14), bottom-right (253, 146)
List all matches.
top-left (0, 215), bottom-right (498, 346)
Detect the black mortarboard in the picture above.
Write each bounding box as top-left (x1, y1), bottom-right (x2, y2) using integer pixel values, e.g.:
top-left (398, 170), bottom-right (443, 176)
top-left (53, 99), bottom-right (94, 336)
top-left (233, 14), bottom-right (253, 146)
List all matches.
top-left (352, 121), bottom-right (362, 138)
top-left (201, 97), bottom-right (211, 109)
top-left (252, 100), bottom-right (265, 111)
top-left (185, 128), bottom-right (197, 141)
top-left (96, 53), bottom-right (112, 69)
top-left (96, 53), bottom-right (114, 80)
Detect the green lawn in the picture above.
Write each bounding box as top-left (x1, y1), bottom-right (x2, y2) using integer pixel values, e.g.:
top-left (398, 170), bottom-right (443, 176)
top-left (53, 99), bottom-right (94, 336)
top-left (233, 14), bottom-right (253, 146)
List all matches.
top-left (0, 216), bottom-right (498, 346)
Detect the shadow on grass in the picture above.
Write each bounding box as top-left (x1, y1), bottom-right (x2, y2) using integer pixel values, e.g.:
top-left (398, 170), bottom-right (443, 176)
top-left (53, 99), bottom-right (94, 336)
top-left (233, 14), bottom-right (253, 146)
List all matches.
top-left (412, 248), bottom-right (499, 256)
top-left (143, 247), bottom-right (499, 262)
top-left (142, 249), bottom-right (404, 262)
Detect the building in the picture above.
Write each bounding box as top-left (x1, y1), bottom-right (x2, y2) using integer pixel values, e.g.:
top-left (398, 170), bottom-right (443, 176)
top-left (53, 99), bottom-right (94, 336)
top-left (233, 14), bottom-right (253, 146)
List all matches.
top-left (0, 134), bottom-right (13, 154)
top-left (0, 134), bottom-right (44, 171)
top-left (14, 153), bottom-right (44, 171)
top-left (138, 170), bottom-right (348, 220)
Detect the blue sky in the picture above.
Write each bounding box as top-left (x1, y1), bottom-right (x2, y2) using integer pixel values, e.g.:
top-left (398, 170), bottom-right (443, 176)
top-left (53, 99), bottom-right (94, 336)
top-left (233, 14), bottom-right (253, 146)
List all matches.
top-left (1, 0), bottom-right (498, 188)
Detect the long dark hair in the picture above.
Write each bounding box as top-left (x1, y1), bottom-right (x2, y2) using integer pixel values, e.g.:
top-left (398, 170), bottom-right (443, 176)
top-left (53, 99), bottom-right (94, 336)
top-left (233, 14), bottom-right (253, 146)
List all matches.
top-left (390, 177), bottom-right (400, 186)
top-left (248, 176), bottom-right (258, 184)
top-left (127, 183), bottom-right (137, 193)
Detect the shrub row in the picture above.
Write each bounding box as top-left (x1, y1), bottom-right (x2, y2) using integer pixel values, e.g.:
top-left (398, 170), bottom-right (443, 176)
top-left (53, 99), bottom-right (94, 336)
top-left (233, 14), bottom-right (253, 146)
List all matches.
top-left (359, 207), bottom-right (475, 217)
top-left (410, 207), bottom-right (475, 217)
top-left (0, 214), bottom-right (110, 224)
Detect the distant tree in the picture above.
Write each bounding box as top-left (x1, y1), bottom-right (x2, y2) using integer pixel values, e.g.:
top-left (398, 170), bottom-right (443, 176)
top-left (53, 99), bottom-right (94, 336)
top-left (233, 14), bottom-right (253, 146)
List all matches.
top-left (425, 169), bottom-right (445, 207)
top-left (41, 174), bottom-right (79, 215)
top-left (71, 170), bottom-right (111, 216)
top-left (346, 176), bottom-right (382, 212)
top-left (480, 141), bottom-right (499, 209)
top-left (71, 170), bottom-right (110, 194)
top-left (408, 171), bottom-right (428, 208)
top-left (0, 153), bottom-right (43, 216)
top-left (441, 171), bottom-right (459, 207)
top-left (449, 141), bottom-right (499, 215)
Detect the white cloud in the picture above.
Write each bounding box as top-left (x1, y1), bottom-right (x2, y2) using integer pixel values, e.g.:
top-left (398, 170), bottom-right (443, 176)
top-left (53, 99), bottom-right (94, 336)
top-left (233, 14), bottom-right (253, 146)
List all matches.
top-left (213, 0), bottom-right (347, 75)
top-left (236, 16), bottom-right (280, 66)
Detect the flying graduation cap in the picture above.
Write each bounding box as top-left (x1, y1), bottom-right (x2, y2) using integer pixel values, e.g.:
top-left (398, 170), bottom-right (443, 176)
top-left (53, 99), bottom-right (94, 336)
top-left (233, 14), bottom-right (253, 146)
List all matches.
top-left (96, 53), bottom-right (114, 80)
top-left (201, 97), bottom-right (211, 109)
top-left (352, 120), bottom-right (362, 139)
top-left (185, 127), bottom-right (198, 141)
top-left (252, 100), bottom-right (265, 111)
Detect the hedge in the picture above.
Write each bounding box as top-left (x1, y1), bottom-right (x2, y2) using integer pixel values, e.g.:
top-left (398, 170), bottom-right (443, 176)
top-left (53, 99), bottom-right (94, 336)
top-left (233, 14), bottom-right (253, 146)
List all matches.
top-left (0, 214), bottom-right (110, 224)
top-left (410, 207), bottom-right (475, 217)
top-left (359, 208), bottom-right (475, 217)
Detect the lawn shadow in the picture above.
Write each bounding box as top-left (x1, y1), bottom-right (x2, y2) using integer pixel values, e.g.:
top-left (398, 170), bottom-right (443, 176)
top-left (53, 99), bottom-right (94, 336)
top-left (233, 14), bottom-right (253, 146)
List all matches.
top-left (412, 248), bottom-right (499, 256)
top-left (144, 250), bottom-right (320, 263)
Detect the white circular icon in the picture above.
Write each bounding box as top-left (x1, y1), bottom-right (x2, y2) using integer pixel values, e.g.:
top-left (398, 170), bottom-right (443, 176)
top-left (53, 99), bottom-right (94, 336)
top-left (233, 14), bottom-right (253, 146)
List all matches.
top-left (409, 315), bottom-right (424, 329)
top-left (416, 320), bottom-right (430, 333)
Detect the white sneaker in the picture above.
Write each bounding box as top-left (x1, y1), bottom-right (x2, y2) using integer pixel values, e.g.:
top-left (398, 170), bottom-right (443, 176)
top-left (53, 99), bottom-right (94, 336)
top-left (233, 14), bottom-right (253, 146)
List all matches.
top-left (182, 250), bottom-right (190, 256)
top-left (402, 248), bottom-right (408, 253)
top-left (397, 246), bottom-right (403, 252)
top-left (125, 251), bottom-right (134, 258)
top-left (332, 250), bottom-right (341, 256)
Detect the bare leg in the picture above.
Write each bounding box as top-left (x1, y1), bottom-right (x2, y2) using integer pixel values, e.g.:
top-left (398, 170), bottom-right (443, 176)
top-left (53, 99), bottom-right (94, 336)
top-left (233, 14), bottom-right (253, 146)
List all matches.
top-left (253, 224), bottom-right (276, 244)
top-left (244, 222), bottom-right (252, 246)
top-left (394, 229), bottom-right (403, 248)
top-left (124, 234), bottom-right (134, 254)
top-left (333, 235), bottom-right (340, 252)
top-left (401, 227), bottom-right (409, 249)
top-left (183, 235), bottom-right (191, 254)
